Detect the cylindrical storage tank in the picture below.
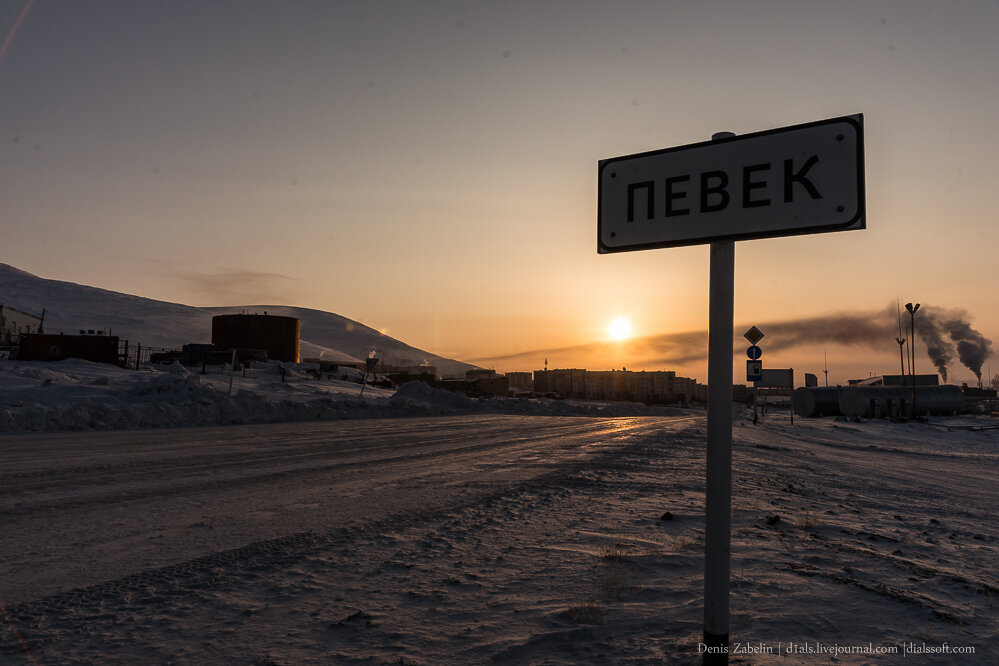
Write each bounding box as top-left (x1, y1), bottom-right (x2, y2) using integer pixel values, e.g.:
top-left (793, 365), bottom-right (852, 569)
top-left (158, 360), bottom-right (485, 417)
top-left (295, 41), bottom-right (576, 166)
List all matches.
top-left (211, 314), bottom-right (300, 362)
top-left (838, 385), bottom-right (965, 419)
top-left (792, 387), bottom-right (842, 417)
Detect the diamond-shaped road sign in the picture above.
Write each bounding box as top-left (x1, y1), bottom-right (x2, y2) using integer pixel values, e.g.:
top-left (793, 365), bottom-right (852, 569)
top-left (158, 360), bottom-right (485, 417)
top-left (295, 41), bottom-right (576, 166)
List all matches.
top-left (744, 326), bottom-right (764, 345)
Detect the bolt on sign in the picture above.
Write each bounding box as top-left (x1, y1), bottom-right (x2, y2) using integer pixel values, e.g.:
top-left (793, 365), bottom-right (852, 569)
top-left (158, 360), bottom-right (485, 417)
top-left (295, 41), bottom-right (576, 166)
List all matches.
top-left (598, 115), bottom-right (864, 253)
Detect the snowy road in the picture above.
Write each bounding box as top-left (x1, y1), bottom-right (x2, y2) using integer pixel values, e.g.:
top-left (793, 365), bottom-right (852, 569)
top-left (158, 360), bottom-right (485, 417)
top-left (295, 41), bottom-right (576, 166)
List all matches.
top-left (2, 412), bottom-right (997, 664)
top-left (1, 415), bottom-right (683, 605)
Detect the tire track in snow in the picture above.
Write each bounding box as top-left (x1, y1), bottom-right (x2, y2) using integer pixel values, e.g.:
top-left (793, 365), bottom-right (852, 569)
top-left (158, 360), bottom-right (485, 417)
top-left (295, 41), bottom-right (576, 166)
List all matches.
top-left (1, 416), bottom-right (685, 655)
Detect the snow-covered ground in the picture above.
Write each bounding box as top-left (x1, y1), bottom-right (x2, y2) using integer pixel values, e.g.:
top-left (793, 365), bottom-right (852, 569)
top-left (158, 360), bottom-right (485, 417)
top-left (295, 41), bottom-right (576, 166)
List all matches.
top-left (1, 409), bottom-right (996, 664)
top-left (0, 358), bottom-right (686, 433)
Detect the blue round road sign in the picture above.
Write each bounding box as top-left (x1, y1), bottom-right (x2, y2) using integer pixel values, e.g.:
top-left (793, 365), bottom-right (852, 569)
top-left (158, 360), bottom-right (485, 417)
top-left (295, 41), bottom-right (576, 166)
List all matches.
top-left (746, 345), bottom-right (762, 360)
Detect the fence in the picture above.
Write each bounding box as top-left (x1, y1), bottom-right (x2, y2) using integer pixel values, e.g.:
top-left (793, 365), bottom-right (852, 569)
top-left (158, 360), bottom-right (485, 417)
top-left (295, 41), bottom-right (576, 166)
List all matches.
top-left (119, 342), bottom-right (175, 371)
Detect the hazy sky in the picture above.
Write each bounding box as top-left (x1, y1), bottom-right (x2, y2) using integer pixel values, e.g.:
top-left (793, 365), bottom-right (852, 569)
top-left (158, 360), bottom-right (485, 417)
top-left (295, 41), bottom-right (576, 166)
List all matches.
top-left (2, 1), bottom-right (997, 383)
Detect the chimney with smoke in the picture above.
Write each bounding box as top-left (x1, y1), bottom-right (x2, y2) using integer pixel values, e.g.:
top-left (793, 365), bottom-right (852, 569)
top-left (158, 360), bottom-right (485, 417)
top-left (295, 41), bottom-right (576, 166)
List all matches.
top-left (942, 317), bottom-right (992, 381)
top-left (918, 308), bottom-right (993, 383)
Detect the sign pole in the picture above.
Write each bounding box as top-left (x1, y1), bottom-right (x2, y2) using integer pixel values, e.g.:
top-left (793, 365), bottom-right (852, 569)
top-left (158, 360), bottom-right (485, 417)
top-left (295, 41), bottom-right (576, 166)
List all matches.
top-left (703, 131), bottom-right (736, 665)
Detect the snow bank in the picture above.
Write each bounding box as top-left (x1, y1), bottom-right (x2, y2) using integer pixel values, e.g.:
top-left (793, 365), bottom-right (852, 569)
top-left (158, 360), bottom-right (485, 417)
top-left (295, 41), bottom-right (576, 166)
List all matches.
top-left (0, 361), bottom-right (688, 433)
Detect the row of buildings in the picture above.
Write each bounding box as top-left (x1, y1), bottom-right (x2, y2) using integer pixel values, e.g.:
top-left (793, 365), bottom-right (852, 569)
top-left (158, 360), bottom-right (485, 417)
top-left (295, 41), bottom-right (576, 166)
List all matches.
top-left (5, 305), bottom-right (712, 405)
top-left (399, 367), bottom-right (712, 405)
top-left (532, 368), bottom-right (709, 404)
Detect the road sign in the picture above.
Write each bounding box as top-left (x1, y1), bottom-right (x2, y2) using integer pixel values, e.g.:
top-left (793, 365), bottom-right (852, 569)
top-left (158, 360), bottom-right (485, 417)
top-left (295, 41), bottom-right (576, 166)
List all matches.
top-left (743, 326), bottom-right (764, 345)
top-left (746, 345), bottom-right (762, 360)
top-left (597, 115), bottom-right (866, 659)
top-left (597, 114), bottom-right (864, 253)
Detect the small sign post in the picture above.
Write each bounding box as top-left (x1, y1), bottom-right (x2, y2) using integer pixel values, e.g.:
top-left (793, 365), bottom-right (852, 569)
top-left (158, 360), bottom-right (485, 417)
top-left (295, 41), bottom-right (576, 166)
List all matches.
top-left (359, 354), bottom-right (379, 397)
top-left (598, 115), bottom-right (865, 664)
top-left (746, 329), bottom-right (764, 425)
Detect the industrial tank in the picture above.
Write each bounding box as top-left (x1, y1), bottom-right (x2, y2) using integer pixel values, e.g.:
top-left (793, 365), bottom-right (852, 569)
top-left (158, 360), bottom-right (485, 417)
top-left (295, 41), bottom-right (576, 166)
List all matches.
top-left (837, 385), bottom-right (964, 419)
top-left (792, 387), bottom-right (842, 418)
top-left (211, 314), bottom-right (300, 362)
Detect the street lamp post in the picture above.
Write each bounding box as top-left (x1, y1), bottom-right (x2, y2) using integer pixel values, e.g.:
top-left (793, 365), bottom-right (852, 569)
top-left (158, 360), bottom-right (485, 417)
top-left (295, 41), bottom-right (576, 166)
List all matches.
top-left (895, 300), bottom-right (906, 379)
top-left (905, 303), bottom-right (920, 418)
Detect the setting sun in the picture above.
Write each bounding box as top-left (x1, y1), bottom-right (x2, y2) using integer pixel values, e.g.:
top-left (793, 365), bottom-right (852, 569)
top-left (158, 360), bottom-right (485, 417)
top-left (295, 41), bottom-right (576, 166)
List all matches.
top-left (607, 317), bottom-right (633, 341)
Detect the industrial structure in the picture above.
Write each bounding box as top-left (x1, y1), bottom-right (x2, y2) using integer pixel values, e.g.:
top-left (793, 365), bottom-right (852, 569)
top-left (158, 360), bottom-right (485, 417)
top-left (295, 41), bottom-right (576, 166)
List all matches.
top-left (0, 305), bottom-right (42, 345)
top-left (793, 384), bottom-right (974, 419)
top-left (847, 374), bottom-right (939, 387)
top-left (211, 313), bottom-right (300, 363)
top-left (16, 332), bottom-right (122, 365)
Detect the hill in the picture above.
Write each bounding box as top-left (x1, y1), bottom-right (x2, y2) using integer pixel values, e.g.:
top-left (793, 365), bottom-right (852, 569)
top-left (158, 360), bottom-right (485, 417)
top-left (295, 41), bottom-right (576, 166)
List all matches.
top-left (0, 263), bottom-right (476, 376)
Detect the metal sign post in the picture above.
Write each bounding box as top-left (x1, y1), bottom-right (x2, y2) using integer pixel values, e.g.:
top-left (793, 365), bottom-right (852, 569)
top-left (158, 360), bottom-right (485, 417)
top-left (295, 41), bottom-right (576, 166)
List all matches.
top-left (597, 114), bottom-right (865, 665)
top-left (703, 230), bottom-right (734, 659)
top-left (746, 332), bottom-right (764, 430)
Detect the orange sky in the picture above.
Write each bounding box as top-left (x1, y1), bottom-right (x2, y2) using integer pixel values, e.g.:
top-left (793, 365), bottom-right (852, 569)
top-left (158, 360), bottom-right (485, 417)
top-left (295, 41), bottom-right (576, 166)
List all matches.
top-left (2, 1), bottom-right (997, 384)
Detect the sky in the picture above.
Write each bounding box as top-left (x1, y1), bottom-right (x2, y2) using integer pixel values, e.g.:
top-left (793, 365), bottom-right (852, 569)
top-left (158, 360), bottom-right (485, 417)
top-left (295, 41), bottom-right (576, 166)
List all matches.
top-left (2, 0), bottom-right (998, 384)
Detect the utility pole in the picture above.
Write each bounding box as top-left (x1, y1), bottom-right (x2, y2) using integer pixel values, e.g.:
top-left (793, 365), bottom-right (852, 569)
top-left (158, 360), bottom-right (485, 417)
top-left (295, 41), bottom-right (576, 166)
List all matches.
top-left (823, 349), bottom-right (829, 387)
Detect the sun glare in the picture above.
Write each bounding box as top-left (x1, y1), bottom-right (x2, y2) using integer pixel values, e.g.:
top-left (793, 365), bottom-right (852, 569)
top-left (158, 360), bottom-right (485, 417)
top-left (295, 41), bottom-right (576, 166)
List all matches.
top-left (608, 317), bottom-right (633, 341)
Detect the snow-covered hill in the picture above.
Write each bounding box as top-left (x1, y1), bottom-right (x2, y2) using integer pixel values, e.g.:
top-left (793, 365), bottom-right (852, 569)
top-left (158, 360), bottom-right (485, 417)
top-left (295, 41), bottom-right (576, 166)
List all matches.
top-left (0, 263), bottom-right (476, 376)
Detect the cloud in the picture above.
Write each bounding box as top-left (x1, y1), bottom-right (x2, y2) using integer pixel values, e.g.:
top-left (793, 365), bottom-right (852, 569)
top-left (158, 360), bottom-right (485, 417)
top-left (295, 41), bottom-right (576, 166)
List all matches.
top-left (171, 269), bottom-right (299, 305)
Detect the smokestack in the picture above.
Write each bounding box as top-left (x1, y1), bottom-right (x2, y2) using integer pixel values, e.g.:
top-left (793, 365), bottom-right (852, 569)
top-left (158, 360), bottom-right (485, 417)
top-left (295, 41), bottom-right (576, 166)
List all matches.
top-left (941, 317), bottom-right (992, 382)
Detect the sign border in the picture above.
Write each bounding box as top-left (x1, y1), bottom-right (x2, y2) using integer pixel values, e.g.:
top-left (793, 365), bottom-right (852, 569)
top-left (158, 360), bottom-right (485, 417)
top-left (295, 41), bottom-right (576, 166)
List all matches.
top-left (597, 114), bottom-right (865, 254)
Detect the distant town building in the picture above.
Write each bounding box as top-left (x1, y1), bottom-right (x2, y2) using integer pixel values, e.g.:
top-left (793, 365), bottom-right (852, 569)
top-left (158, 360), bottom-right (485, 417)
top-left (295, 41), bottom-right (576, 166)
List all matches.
top-left (0, 305), bottom-right (42, 345)
top-left (431, 369), bottom-right (509, 397)
top-left (533, 367), bottom-right (707, 404)
top-left (376, 363), bottom-right (438, 377)
top-left (506, 371), bottom-right (533, 392)
top-left (533, 369), bottom-right (586, 399)
top-left (465, 369), bottom-right (509, 396)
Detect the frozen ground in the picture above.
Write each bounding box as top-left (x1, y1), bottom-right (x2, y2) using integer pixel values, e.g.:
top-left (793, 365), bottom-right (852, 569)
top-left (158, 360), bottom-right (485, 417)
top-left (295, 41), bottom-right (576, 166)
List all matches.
top-left (1, 410), bottom-right (996, 664)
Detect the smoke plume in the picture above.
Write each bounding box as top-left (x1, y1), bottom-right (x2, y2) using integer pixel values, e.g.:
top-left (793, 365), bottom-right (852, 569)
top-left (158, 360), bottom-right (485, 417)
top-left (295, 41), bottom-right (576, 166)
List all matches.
top-left (915, 312), bottom-right (953, 382)
top-left (939, 315), bottom-right (992, 381)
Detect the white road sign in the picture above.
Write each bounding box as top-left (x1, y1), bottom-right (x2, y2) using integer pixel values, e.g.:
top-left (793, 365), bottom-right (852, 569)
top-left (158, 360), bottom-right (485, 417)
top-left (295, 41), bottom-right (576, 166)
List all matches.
top-left (598, 114), bottom-right (864, 253)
